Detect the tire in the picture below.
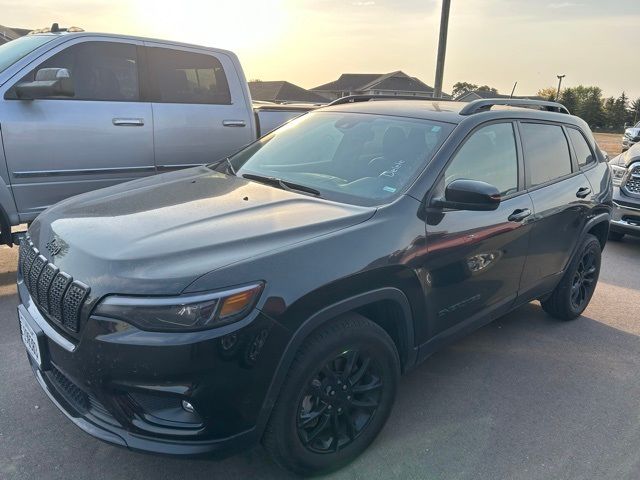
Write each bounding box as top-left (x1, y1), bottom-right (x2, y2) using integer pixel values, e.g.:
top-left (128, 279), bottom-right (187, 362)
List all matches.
top-left (262, 313), bottom-right (400, 476)
top-left (541, 234), bottom-right (601, 320)
top-left (608, 230), bottom-right (625, 241)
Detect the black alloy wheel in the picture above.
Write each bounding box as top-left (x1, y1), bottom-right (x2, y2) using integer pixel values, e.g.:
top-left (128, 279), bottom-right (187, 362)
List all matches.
top-left (569, 249), bottom-right (598, 311)
top-left (297, 349), bottom-right (382, 453)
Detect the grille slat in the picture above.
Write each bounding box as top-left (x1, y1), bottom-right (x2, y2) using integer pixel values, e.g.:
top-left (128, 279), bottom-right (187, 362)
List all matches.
top-left (624, 166), bottom-right (640, 194)
top-left (19, 237), bottom-right (89, 335)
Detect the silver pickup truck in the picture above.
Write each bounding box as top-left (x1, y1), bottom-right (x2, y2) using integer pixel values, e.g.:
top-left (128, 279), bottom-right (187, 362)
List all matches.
top-left (0, 27), bottom-right (316, 244)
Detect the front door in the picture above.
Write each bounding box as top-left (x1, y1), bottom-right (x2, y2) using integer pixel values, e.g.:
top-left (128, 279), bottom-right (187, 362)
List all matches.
top-left (0, 38), bottom-right (154, 222)
top-left (424, 122), bottom-right (534, 336)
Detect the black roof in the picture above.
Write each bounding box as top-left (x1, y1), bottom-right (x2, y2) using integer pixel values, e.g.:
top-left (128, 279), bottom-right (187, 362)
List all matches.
top-left (316, 98), bottom-right (583, 126)
top-left (248, 81), bottom-right (329, 104)
top-left (312, 71), bottom-right (449, 97)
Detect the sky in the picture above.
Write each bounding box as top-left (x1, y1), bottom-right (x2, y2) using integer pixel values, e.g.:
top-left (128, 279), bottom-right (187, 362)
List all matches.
top-left (2, 0), bottom-right (639, 99)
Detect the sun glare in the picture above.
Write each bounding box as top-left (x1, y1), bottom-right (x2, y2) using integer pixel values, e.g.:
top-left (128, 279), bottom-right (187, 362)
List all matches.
top-left (133, 0), bottom-right (289, 50)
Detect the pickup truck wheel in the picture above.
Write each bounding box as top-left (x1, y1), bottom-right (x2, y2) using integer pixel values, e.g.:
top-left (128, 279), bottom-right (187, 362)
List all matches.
top-left (262, 313), bottom-right (399, 476)
top-left (608, 230), bottom-right (625, 241)
top-left (541, 234), bottom-right (601, 320)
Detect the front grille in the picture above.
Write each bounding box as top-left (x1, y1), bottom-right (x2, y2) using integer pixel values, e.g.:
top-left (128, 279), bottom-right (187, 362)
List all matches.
top-left (19, 236), bottom-right (90, 334)
top-left (624, 164), bottom-right (640, 195)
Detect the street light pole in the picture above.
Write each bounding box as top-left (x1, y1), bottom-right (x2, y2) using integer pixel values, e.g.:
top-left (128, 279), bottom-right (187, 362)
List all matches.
top-left (433, 0), bottom-right (451, 99)
top-left (556, 74), bottom-right (566, 101)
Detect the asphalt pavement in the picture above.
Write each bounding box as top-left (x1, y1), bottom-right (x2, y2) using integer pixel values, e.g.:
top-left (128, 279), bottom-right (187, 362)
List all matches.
top-left (1, 237), bottom-right (639, 480)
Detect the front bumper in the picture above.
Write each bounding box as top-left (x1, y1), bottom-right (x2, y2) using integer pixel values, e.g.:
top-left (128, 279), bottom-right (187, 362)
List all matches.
top-left (611, 188), bottom-right (640, 236)
top-left (622, 137), bottom-right (638, 150)
top-left (17, 278), bottom-right (289, 457)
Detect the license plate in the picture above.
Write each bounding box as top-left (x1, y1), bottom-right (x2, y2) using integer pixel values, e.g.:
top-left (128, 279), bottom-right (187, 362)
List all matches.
top-left (19, 309), bottom-right (42, 367)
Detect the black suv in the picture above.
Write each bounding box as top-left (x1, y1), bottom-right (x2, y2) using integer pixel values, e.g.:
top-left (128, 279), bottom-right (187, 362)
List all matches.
top-left (17, 97), bottom-right (612, 475)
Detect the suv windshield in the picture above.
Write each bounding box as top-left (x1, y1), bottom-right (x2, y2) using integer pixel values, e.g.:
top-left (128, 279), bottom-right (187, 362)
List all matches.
top-left (229, 111), bottom-right (454, 206)
top-left (0, 35), bottom-right (55, 76)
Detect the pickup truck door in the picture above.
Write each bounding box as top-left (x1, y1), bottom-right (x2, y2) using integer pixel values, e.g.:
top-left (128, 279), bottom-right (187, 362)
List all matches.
top-left (0, 37), bottom-right (155, 222)
top-left (143, 43), bottom-right (255, 173)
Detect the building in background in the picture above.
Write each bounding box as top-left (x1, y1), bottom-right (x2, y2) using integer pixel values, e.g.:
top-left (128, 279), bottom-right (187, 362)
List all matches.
top-left (0, 25), bottom-right (31, 45)
top-left (311, 71), bottom-right (450, 101)
top-left (249, 80), bottom-right (329, 104)
top-left (454, 89), bottom-right (544, 102)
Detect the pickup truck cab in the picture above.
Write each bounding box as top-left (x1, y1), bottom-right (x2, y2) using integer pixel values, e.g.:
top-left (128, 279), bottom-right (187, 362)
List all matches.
top-left (608, 142), bottom-right (640, 239)
top-left (0, 27), bottom-right (313, 244)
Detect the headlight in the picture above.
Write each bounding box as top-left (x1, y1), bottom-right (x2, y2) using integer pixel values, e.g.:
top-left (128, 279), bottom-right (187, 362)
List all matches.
top-left (94, 283), bottom-right (264, 331)
top-left (610, 164), bottom-right (627, 186)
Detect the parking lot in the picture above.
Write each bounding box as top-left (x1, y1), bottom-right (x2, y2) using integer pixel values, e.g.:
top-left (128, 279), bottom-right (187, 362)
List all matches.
top-left (0, 237), bottom-right (638, 480)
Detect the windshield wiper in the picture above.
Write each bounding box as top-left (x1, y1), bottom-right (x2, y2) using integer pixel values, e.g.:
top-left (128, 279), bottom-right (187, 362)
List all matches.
top-left (242, 173), bottom-right (321, 196)
top-left (225, 157), bottom-right (236, 176)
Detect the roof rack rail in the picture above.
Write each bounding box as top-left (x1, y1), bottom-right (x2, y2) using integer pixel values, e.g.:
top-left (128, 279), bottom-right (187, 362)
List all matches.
top-left (328, 94), bottom-right (444, 106)
top-left (460, 98), bottom-right (570, 115)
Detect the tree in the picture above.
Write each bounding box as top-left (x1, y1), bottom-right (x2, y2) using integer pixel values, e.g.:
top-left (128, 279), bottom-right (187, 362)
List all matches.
top-left (477, 85), bottom-right (498, 94)
top-left (451, 82), bottom-right (478, 98)
top-left (537, 87), bottom-right (557, 101)
top-left (559, 88), bottom-right (578, 114)
top-left (576, 86), bottom-right (605, 128)
top-left (630, 98), bottom-right (640, 125)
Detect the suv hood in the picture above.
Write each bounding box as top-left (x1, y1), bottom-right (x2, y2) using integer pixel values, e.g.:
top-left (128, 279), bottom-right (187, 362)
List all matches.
top-left (29, 167), bottom-right (375, 295)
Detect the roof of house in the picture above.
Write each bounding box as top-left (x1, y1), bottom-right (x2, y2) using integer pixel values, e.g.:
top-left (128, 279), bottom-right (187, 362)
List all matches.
top-left (248, 81), bottom-right (329, 104)
top-left (455, 89), bottom-right (544, 102)
top-left (0, 25), bottom-right (29, 43)
top-left (312, 71), bottom-right (450, 98)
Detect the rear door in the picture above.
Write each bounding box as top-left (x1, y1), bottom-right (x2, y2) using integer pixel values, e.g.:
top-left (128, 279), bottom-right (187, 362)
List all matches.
top-left (518, 122), bottom-right (592, 297)
top-left (144, 44), bottom-right (254, 173)
top-left (0, 38), bottom-right (154, 221)
top-left (424, 121), bottom-right (534, 335)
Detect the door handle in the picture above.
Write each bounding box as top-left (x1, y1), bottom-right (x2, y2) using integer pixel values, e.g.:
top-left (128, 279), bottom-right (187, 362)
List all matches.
top-left (223, 120), bottom-right (246, 127)
top-left (576, 186), bottom-right (591, 198)
top-left (113, 118), bottom-right (144, 126)
top-left (508, 208), bottom-right (532, 222)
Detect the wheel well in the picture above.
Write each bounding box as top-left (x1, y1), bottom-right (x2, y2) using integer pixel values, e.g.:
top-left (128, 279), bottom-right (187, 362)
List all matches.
top-left (355, 300), bottom-right (409, 370)
top-left (587, 221), bottom-right (609, 250)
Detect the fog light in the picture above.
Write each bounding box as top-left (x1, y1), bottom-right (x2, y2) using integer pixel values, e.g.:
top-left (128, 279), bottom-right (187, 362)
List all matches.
top-left (182, 400), bottom-right (195, 413)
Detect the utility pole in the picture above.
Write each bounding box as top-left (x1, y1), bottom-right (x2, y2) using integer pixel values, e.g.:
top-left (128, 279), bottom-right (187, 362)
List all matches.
top-left (556, 74), bottom-right (566, 101)
top-left (433, 0), bottom-right (451, 99)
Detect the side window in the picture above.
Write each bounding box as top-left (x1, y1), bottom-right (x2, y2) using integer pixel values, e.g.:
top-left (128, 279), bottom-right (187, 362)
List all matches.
top-left (443, 123), bottom-right (518, 196)
top-left (566, 128), bottom-right (595, 168)
top-left (147, 47), bottom-right (231, 105)
top-left (521, 123), bottom-right (572, 186)
top-left (24, 41), bottom-right (139, 101)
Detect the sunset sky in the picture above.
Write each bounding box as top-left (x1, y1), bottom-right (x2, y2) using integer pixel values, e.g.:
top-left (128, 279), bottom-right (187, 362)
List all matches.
top-left (2, 0), bottom-right (639, 99)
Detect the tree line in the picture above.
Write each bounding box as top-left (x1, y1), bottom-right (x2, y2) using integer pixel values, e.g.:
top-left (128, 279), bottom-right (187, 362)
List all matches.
top-left (538, 87), bottom-right (640, 131)
top-left (451, 82), bottom-right (640, 132)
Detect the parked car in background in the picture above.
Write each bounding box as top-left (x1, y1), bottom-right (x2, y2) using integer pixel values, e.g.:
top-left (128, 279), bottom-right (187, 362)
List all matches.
top-left (17, 97), bottom-right (612, 475)
top-left (622, 121), bottom-right (640, 151)
top-left (0, 27), bottom-right (313, 245)
top-left (608, 142), bottom-right (640, 239)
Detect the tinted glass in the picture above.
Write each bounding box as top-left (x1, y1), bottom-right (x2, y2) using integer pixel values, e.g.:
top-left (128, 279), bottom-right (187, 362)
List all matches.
top-left (444, 123), bottom-right (518, 196)
top-left (147, 47), bottom-right (231, 104)
top-left (0, 35), bottom-right (55, 74)
top-left (567, 128), bottom-right (594, 167)
top-left (229, 112), bottom-right (453, 206)
top-left (521, 123), bottom-right (572, 186)
top-left (32, 41), bottom-right (139, 101)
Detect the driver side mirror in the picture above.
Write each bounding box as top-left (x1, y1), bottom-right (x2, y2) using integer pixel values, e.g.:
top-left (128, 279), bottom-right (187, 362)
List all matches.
top-left (15, 68), bottom-right (74, 100)
top-left (432, 179), bottom-right (501, 211)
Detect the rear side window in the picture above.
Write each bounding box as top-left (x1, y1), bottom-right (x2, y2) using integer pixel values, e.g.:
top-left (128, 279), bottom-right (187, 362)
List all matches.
top-left (443, 123), bottom-right (519, 196)
top-left (566, 128), bottom-right (595, 168)
top-left (521, 123), bottom-right (572, 187)
top-left (147, 47), bottom-right (231, 105)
